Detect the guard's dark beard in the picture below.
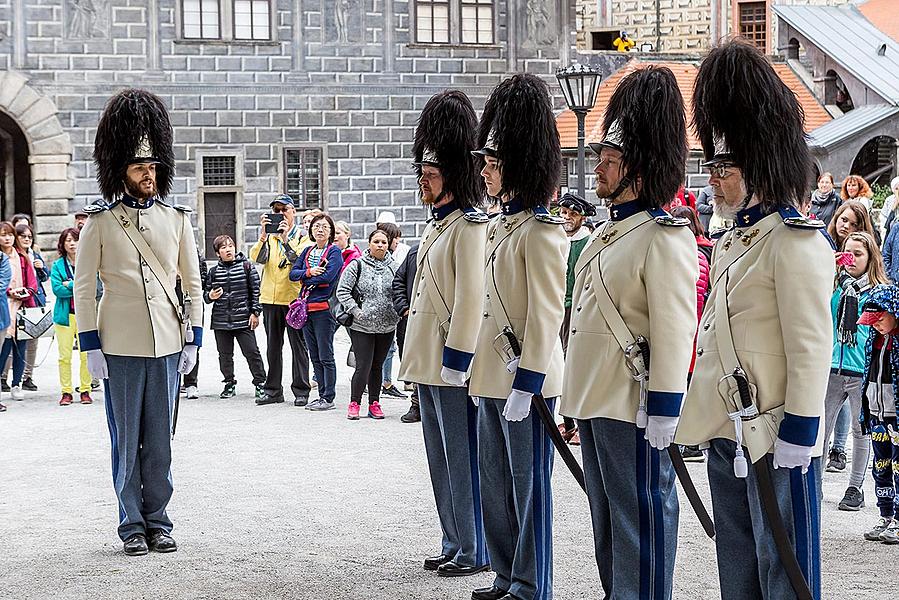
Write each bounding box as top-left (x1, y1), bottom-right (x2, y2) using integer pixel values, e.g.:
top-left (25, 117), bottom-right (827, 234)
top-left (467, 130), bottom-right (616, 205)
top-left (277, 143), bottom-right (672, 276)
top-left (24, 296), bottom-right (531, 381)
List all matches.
top-left (124, 178), bottom-right (156, 200)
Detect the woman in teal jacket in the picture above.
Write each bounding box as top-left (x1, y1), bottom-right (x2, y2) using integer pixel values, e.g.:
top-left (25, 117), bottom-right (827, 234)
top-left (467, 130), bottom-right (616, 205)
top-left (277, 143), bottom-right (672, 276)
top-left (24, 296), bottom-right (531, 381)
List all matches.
top-left (825, 231), bottom-right (888, 511)
top-left (50, 228), bottom-right (92, 406)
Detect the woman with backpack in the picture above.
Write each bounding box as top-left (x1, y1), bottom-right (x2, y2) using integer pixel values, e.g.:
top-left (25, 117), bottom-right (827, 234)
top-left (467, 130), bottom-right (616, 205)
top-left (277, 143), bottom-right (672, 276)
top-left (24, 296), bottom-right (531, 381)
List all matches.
top-left (289, 213), bottom-right (342, 412)
top-left (204, 235), bottom-right (267, 400)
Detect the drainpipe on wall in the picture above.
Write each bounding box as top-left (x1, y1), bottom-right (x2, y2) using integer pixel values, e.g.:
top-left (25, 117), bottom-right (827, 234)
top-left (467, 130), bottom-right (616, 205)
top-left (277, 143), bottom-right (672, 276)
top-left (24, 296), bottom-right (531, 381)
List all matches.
top-left (655, 0), bottom-right (661, 52)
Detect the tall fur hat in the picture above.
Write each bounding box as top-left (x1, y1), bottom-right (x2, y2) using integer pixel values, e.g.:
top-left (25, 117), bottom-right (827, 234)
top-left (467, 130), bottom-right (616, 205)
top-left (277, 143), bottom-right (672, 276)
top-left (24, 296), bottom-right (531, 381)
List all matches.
top-left (93, 89), bottom-right (175, 201)
top-left (693, 38), bottom-right (812, 210)
top-left (474, 73), bottom-right (561, 209)
top-left (412, 90), bottom-right (484, 209)
top-left (590, 66), bottom-right (687, 209)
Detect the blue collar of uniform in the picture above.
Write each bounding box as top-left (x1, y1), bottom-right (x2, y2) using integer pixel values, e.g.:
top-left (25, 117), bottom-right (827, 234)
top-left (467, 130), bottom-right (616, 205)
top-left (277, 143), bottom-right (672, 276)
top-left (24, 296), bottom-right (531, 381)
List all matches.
top-left (121, 194), bottom-right (155, 209)
top-left (735, 203), bottom-right (768, 228)
top-left (501, 197), bottom-right (527, 216)
top-left (609, 199), bottom-right (642, 221)
top-left (778, 205), bottom-right (802, 221)
top-left (431, 200), bottom-right (459, 221)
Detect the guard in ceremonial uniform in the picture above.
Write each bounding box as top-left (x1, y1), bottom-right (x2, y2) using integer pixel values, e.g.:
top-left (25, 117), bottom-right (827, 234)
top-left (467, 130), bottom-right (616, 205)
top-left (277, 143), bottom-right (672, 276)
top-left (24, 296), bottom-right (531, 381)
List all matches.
top-left (561, 67), bottom-right (697, 600)
top-left (468, 73), bottom-right (567, 600)
top-left (398, 90), bottom-right (490, 577)
top-left (676, 40), bottom-right (834, 599)
top-left (74, 90), bottom-right (204, 556)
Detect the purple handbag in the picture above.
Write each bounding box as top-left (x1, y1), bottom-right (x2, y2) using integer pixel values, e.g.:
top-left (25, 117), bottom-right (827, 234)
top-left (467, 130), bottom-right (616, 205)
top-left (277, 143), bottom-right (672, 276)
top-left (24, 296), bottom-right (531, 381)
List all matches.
top-left (286, 287), bottom-right (311, 329)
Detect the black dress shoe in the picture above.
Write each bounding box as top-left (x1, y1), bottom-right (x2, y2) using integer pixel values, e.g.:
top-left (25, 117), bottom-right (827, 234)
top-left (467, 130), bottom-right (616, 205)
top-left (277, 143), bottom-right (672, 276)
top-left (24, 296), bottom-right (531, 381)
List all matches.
top-left (437, 561), bottom-right (491, 577)
top-left (423, 553), bottom-right (452, 571)
top-left (471, 586), bottom-right (508, 600)
top-left (148, 529), bottom-right (177, 553)
top-left (294, 396), bottom-right (308, 407)
top-left (123, 533), bottom-right (148, 556)
top-left (256, 393), bottom-right (284, 406)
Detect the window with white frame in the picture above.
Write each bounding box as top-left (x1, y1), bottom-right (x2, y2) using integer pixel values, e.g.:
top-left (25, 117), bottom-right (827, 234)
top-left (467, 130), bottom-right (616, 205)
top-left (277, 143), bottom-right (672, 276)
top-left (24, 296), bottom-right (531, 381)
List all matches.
top-left (283, 147), bottom-right (326, 210)
top-left (461, 0), bottom-right (493, 44)
top-left (234, 0), bottom-right (271, 41)
top-left (180, 0), bottom-right (272, 41)
top-left (182, 0), bottom-right (221, 39)
top-left (415, 0), bottom-right (494, 45)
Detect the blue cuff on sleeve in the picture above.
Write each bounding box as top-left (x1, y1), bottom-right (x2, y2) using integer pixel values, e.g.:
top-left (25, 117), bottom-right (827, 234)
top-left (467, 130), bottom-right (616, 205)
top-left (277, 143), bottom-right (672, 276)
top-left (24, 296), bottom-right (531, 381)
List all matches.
top-left (778, 412), bottom-right (820, 447)
top-left (442, 346), bottom-right (474, 372)
top-left (512, 367), bottom-right (545, 396)
top-left (79, 330), bottom-right (101, 352)
top-left (188, 326), bottom-right (203, 347)
top-left (646, 391), bottom-right (683, 417)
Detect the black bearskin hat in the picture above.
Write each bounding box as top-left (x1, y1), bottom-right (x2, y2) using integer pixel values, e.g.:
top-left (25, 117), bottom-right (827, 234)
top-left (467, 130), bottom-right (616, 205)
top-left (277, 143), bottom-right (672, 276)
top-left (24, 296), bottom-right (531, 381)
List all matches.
top-left (593, 66), bottom-right (687, 209)
top-left (693, 38), bottom-right (812, 210)
top-left (474, 73), bottom-right (561, 209)
top-left (412, 90), bottom-right (484, 209)
top-left (93, 89), bottom-right (175, 201)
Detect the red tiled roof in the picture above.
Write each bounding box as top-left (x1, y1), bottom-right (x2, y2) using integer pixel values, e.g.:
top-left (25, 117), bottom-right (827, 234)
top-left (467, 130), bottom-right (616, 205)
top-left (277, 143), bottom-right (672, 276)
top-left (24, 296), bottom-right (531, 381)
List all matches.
top-left (860, 0), bottom-right (899, 43)
top-left (557, 59), bottom-right (832, 151)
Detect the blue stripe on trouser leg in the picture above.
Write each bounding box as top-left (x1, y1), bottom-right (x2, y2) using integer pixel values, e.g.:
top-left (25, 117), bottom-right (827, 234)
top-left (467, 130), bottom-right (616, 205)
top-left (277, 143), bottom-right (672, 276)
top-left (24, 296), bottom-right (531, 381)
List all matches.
top-left (790, 462), bottom-right (822, 600)
top-left (419, 384), bottom-right (460, 557)
top-left (103, 380), bottom-right (123, 524)
top-left (477, 396), bottom-right (554, 600)
top-left (104, 354), bottom-right (179, 541)
top-left (578, 418), bottom-right (677, 600)
top-left (466, 394), bottom-right (488, 567)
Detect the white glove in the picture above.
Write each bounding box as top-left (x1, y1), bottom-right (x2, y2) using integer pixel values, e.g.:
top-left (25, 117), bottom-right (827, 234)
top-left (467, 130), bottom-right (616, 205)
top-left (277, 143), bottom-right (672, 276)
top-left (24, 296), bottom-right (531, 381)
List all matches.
top-left (502, 389), bottom-right (532, 422)
top-left (86, 349), bottom-right (108, 380)
top-left (440, 366), bottom-right (467, 387)
top-left (505, 356), bottom-right (520, 374)
top-left (772, 438), bottom-right (813, 473)
top-left (178, 345), bottom-right (199, 375)
top-left (644, 416), bottom-right (679, 450)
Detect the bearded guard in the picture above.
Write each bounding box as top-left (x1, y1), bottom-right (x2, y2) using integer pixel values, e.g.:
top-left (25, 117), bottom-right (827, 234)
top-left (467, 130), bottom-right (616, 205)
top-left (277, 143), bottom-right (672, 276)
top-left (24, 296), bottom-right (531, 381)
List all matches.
top-left (74, 89), bottom-right (204, 556)
top-left (467, 73), bottom-right (567, 600)
top-left (675, 39), bottom-right (834, 600)
top-left (559, 66), bottom-right (698, 600)
top-left (396, 90), bottom-right (490, 577)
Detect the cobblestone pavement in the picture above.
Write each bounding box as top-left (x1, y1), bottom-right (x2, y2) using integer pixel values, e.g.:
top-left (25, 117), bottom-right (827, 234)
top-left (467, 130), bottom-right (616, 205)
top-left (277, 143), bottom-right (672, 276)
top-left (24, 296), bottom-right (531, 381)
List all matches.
top-left (0, 329), bottom-right (891, 599)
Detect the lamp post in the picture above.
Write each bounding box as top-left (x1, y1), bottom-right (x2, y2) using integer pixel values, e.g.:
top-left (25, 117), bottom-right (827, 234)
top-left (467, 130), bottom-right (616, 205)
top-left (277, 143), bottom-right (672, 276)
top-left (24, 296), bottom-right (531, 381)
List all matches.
top-left (556, 62), bottom-right (602, 201)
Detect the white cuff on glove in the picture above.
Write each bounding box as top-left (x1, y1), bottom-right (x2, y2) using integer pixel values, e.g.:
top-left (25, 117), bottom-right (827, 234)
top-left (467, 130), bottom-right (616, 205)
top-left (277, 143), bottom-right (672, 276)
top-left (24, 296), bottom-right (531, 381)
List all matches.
top-left (178, 344), bottom-right (199, 375)
top-left (440, 366), bottom-right (467, 387)
top-left (505, 356), bottom-right (520, 374)
top-left (644, 415), bottom-right (679, 450)
top-left (772, 438), bottom-right (813, 473)
top-left (86, 349), bottom-right (108, 380)
top-left (502, 389), bottom-right (532, 422)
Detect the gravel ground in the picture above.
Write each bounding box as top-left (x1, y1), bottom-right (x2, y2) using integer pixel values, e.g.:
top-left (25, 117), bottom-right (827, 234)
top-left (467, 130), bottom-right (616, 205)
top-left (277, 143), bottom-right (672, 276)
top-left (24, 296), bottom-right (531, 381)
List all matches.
top-left (0, 329), bottom-right (891, 599)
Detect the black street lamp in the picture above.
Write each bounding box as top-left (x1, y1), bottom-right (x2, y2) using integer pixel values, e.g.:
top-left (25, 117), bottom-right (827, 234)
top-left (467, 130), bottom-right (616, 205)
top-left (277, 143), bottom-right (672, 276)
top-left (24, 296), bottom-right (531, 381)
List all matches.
top-left (556, 63), bottom-right (601, 201)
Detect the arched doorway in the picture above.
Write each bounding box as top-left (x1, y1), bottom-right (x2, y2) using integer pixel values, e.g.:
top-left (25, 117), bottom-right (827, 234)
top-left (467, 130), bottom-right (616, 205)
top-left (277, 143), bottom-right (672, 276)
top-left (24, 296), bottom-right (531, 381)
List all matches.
top-left (0, 70), bottom-right (73, 249)
top-left (0, 110), bottom-right (33, 219)
top-left (824, 69), bottom-right (854, 113)
top-left (851, 135), bottom-right (897, 188)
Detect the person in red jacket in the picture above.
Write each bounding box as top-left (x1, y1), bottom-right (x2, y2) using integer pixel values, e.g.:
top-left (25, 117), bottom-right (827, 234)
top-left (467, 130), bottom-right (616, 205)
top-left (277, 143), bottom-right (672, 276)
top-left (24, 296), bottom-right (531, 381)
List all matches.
top-left (670, 205), bottom-right (710, 462)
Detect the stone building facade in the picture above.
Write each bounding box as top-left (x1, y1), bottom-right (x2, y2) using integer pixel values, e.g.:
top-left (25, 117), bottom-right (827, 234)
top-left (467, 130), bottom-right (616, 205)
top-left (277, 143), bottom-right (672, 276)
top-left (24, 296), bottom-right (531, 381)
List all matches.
top-left (0, 0), bottom-right (574, 254)
top-left (575, 0), bottom-right (859, 54)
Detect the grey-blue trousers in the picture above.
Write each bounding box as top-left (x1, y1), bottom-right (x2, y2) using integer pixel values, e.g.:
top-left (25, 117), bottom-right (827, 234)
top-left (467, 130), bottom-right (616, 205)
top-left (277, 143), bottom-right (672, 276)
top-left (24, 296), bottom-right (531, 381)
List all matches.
top-left (104, 353), bottom-right (180, 541)
top-left (477, 396), bottom-right (555, 600)
top-left (707, 439), bottom-right (822, 600)
top-left (419, 384), bottom-right (488, 568)
top-left (577, 417), bottom-right (679, 600)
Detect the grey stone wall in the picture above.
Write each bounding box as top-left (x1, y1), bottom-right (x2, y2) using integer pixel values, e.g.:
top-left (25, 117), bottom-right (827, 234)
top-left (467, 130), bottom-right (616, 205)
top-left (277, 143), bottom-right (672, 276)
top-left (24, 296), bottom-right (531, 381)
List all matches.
top-left (3, 0), bottom-right (576, 249)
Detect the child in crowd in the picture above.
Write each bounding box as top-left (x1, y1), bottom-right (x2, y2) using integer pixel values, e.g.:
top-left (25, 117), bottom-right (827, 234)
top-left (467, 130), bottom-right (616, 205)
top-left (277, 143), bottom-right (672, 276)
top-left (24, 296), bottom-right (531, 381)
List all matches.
top-left (50, 228), bottom-right (92, 405)
top-left (857, 284), bottom-right (899, 544)
top-left (204, 235), bottom-right (267, 399)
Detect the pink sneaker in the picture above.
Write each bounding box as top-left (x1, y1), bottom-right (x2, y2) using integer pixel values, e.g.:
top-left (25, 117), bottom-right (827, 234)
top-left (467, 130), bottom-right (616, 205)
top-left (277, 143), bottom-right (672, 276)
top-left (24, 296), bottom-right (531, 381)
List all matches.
top-left (368, 401), bottom-right (385, 420)
top-left (347, 401), bottom-right (361, 420)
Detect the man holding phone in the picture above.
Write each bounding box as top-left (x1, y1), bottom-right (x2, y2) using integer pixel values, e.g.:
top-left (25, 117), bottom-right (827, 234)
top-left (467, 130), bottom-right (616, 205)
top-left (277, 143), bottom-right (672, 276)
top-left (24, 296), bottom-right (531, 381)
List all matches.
top-left (249, 194), bottom-right (312, 406)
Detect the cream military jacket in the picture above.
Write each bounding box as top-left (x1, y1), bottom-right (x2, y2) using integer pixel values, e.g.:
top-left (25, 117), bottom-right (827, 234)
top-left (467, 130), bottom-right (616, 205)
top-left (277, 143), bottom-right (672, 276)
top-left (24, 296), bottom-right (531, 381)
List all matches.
top-left (74, 196), bottom-right (205, 358)
top-left (398, 203), bottom-right (488, 386)
top-left (468, 200), bottom-right (567, 400)
top-left (675, 205), bottom-right (835, 458)
top-left (561, 202), bottom-right (698, 422)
